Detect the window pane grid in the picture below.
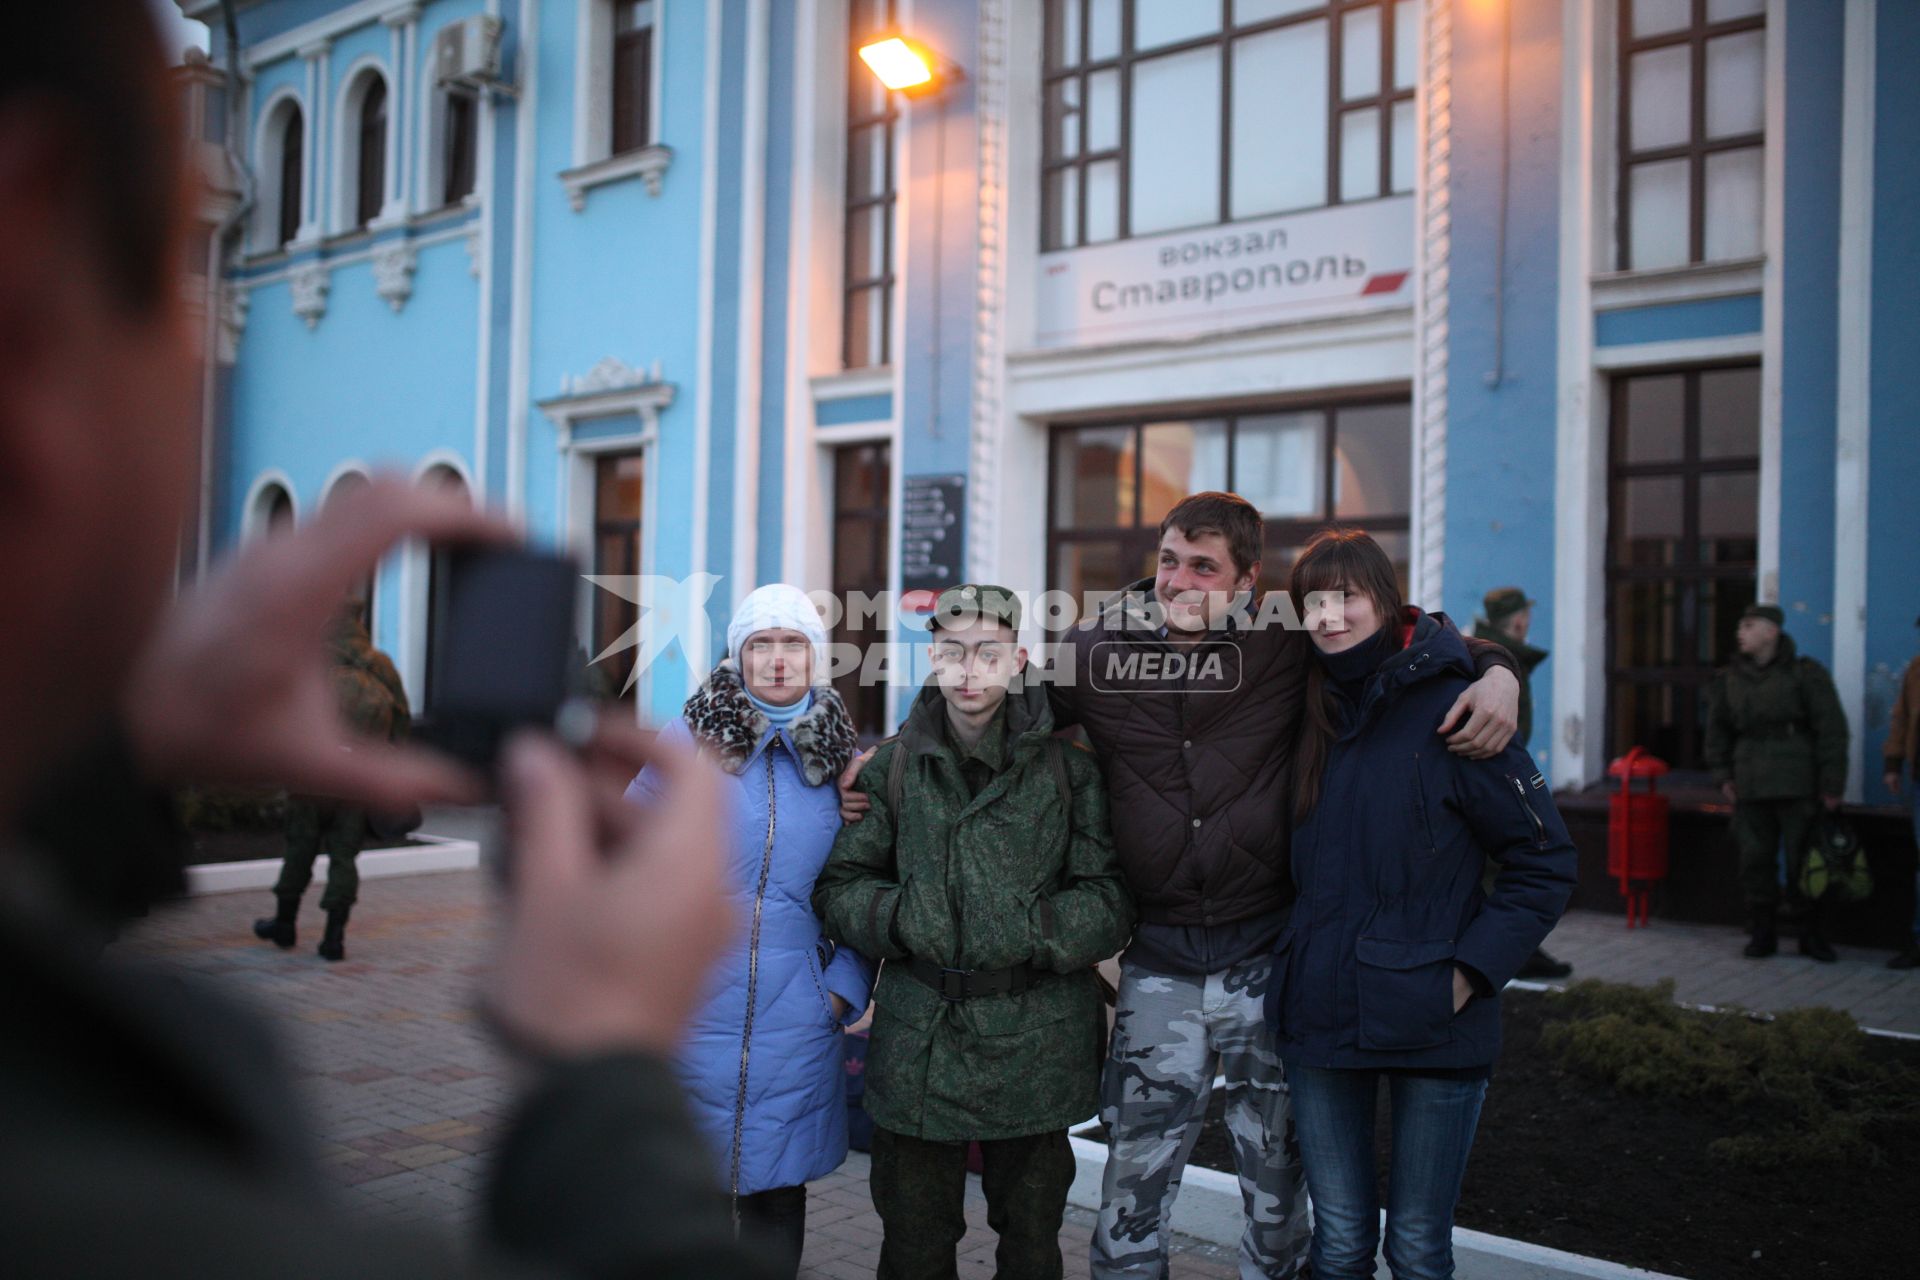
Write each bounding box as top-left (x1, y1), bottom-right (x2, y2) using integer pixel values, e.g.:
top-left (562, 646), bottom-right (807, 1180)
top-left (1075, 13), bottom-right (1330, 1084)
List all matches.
top-left (1042, 0), bottom-right (1404, 251)
top-left (844, 0), bottom-right (899, 369)
top-left (1046, 399), bottom-right (1411, 599)
top-left (1617, 1), bottom-right (1765, 269)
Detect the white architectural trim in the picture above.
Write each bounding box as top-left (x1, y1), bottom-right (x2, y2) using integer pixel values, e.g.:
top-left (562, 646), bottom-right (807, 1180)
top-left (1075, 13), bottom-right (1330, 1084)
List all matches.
top-left (1591, 332), bottom-right (1764, 370)
top-left (505, 0), bottom-right (541, 517)
top-left (232, 218), bottom-right (477, 291)
top-left (1551, 0), bottom-right (1608, 789)
top-left (380, 10), bottom-right (414, 225)
top-left (782, 0), bottom-right (825, 588)
top-left (537, 368), bottom-right (678, 440)
top-left (250, 87), bottom-right (308, 254)
top-left (966, 0), bottom-right (1011, 584)
top-left (240, 469), bottom-right (300, 542)
top-left (1409, 0), bottom-right (1452, 611)
top-left (1589, 257), bottom-right (1765, 311)
top-left (1757, 0), bottom-right (1787, 605)
top-left (730, 0), bottom-right (771, 608)
top-left (812, 367), bottom-right (893, 401)
top-left (1832, 0), bottom-right (1875, 801)
top-left (472, 0), bottom-right (502, 499)
top-left (815, 420), bottom-right (896, 448)
top-left (558, 145), bottom-right (674, 209)
top-left (690, 0), bottom-right (724, 697)
top-left (330, 56), bottom-right (393, 235)
top-left (300, 48), bottom-right (326, 239)
top-left (243, 0), bottom-right (429, 71)
top-left (1005, 310), bottom-right (1417, 420)
top-left (399, 452), bottom-right (475, 704)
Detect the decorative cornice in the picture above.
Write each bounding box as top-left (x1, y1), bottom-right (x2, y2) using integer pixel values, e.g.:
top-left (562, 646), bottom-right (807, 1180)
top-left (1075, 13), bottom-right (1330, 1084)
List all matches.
top-left (290, 262), bottom-right (330, 328)
top-left (381, 4), bottom-right (422, 28)
top-left (297, 40), bottom-right (332, 61)
top-left (559, 356), bottom-right (667, 399)
top-left (967, 0), bottom-right (1011, 583)
top-left (559, 145), bottom-right (674, 211)
top-left (372, 241), bottom-right (418, 312)
top-left (1411, 0), bottom-right (1452, 609)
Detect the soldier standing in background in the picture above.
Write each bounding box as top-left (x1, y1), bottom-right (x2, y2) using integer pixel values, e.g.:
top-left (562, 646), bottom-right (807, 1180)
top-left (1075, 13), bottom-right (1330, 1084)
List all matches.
top-left (252, 599), bottom-right (411, 961)
top-left (1705, 603), bottom-right (1849, 962)
top-left (1474, 587), bottom-right (1572, 981)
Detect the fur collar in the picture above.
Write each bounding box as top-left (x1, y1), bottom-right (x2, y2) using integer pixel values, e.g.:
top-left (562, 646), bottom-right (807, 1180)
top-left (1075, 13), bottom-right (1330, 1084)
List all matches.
top-left (682, 660), bottom-right (859, 786)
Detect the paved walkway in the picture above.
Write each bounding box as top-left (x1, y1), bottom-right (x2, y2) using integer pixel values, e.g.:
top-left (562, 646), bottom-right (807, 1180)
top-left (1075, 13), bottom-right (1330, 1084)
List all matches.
top-left (114, 867), bottom-right (1920, 1276)
top-left (1537, 908), bottom-right (1920, 1035)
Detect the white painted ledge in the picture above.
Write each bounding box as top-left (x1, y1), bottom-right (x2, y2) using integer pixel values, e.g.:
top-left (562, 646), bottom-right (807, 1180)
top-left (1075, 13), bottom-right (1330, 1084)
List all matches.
top-left (183, 833), bottom-right (481, 896)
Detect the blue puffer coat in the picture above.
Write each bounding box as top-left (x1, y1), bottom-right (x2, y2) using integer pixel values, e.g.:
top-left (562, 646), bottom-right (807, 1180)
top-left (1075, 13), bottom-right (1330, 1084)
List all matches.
top-left (1266, 611), bottom-right (1578, 1071)
top-left (625, 665), bottom-right (874, 1197)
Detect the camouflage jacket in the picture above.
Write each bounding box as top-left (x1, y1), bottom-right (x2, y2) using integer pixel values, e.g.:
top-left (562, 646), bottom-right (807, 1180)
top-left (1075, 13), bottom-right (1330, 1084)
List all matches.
top-left (813, 679), bottom-right (1134, 1141)
top-left (331, 617), bottom-right (410, 744)
top-left (1704, 633), bottom-right (1848, 799)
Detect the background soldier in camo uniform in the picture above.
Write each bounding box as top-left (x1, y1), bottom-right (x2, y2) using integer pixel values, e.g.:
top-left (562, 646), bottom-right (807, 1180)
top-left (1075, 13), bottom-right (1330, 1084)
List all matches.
top-left (252, 600), bottom-right (410, 961)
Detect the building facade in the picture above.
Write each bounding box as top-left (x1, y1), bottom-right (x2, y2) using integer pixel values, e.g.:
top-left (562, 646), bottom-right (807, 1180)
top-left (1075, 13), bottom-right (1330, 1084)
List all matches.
top-left (185, 0), bottom-right (1920, 800)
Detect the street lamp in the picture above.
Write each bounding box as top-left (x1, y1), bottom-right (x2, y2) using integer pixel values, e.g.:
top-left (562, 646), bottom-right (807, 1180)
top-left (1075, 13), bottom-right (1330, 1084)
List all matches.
top-left (857, 34), bottom-right (963, 96)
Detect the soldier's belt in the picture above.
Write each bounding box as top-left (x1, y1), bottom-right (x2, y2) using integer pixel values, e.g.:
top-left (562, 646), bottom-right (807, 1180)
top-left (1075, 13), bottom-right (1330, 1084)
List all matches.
top-left (906, 957), bottom-right (1034, 1002)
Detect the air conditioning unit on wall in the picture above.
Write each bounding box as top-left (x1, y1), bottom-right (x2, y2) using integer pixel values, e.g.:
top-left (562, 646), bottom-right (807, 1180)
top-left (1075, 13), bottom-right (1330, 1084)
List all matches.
top-left (434, 16), bottom-right (507, 91)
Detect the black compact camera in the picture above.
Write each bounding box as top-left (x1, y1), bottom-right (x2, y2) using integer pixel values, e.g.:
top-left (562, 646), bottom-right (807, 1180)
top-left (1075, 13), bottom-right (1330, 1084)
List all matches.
top-left (415, 545), bottom-right (582, 771)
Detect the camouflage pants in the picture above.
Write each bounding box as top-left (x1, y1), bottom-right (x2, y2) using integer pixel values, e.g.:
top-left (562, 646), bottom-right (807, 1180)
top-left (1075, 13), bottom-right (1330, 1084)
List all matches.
top-left (272, 798), bottom-right (367, 912)
top-left (1091, 957), bottom-right (1310, 1280)
top-left (870, 1126), bottom-right (1076, 1280)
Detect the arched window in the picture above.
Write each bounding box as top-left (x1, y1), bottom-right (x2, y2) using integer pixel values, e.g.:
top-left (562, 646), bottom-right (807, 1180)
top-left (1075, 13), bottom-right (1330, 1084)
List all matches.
top-left (355, 77), bottom-right (388, 228)
top-left (324, 471), bottom-right (377, 630)
top-left (417, 465), bottom-right (473, 702)
top-left (246, 478), bottom-right (297, 540)
top-left (276, 106), bottom-right (303, 247)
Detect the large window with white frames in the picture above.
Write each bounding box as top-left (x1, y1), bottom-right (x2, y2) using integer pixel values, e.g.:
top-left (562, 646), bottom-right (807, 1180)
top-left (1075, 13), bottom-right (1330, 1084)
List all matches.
top-left (1616, 0), bottom-right (1766, 271)
top-left (843, 0), bottom-right (898, 369)
top-left (1041, 0), bottom-right (1421, 251)
top-left (611, 0), bottom-right (656, 155)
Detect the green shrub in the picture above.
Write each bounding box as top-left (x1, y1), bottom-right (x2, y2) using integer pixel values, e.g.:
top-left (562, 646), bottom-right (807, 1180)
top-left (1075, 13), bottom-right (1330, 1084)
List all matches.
top-left (175, 785), bottom-right (287, 833)
top-left (1540, 979), bottom-right (1919, 1170)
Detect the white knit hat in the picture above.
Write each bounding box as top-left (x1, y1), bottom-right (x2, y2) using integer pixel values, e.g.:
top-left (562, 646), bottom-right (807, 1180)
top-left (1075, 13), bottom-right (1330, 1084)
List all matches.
top-left (727, 583), bottom-right (830, 684)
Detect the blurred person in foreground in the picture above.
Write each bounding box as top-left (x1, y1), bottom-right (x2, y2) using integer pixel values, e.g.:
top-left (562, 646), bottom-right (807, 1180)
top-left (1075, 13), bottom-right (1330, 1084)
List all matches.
top-left (0, 7), bottom-right (772, 1277)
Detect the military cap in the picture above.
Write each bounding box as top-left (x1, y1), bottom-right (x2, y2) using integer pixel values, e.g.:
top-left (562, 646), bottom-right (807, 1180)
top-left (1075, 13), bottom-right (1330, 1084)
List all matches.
top-left (929, 583), bottom-right (1021, 634)
top-left (1741, 603), bottom-right (1785, 627)
top-left (1483, 586), bottom-right (1535, 625)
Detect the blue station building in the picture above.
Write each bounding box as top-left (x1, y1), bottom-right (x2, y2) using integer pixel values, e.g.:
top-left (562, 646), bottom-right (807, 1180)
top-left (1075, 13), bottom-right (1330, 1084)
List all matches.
top-left (179, 0), bottom-right (1920, 810)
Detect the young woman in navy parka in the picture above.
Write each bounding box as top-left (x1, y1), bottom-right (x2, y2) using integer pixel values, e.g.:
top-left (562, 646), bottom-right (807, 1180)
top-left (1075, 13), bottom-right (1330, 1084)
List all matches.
top-left (1266, 529), bottom-right (1578, 1280)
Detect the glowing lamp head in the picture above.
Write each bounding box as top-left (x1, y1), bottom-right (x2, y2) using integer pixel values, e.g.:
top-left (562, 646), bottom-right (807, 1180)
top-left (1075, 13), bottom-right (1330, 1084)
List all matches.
top-left (858, 36), bottom-right (939, 93)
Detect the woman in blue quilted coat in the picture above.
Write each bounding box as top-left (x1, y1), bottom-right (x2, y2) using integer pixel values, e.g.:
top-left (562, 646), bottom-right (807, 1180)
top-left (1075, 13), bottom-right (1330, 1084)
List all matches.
top-left (625, 584), bottom-right (874, 1277)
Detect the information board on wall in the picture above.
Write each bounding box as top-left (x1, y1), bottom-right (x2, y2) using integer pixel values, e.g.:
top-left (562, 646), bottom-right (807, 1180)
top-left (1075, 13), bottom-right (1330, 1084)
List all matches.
top-left (1034, 195), bottom-right (1416, 350)
top-left (901, 473), bottom-right (966, 608)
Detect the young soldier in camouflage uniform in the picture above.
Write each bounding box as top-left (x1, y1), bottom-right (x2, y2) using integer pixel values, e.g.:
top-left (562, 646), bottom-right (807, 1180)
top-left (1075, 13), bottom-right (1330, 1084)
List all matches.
top-left (252, 600), bottom-right (411, 960)
top-left (1705, 603), bottom-right (1849, 961)
top-left (814, 584), bottom-right (1135, 1280)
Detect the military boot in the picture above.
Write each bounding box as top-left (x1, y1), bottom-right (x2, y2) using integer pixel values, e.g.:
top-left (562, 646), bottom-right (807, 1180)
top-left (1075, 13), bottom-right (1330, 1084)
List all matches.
top-left (1798, 903), bottom-right (1837, 963)
top-left (318, 906), bottom-right (351, 962)
top-left (252, 895), bottom-right (299, 949)
top-left (1742, 910), bottom-right (1777, 958)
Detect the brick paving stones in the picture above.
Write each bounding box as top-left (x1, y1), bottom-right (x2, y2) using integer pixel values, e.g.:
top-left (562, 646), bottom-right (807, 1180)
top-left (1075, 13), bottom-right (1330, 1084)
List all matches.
top-left (113, 868), bottom-right (1920, 1276)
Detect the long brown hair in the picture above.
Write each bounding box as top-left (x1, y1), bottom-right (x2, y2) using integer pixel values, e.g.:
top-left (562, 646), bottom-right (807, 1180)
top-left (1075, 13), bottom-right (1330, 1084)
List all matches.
top-left (1289, 528), bottom-right (1406, 825)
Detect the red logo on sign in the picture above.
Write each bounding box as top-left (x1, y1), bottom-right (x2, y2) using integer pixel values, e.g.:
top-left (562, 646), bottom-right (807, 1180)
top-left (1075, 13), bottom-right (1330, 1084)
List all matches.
top-left (1361, 271), bottom-right (1409, 295)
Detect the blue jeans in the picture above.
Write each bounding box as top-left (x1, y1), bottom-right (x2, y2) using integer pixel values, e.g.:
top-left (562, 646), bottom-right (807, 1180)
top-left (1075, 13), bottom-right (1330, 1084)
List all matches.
top-left (1286, 1065), bottom-right (1487, 1280)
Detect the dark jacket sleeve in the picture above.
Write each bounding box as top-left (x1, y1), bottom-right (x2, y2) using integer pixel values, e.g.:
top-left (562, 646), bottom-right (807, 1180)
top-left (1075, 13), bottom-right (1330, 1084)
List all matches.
top-left (486, 1054), bottom-right (782, 1279)
top-left (1458, 630), bottom-right (1519, 679)
top-left (1801, 659), bottom-right (1850, 797)
top-left (1026, 748), bottom-right (1135, 973)
top-left (812, 745), bottom-right (911, 961)
top-left (1448, 745), bottom-right (1578, 993)
top-left (1704, 673), bottom-right (1735, 782)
